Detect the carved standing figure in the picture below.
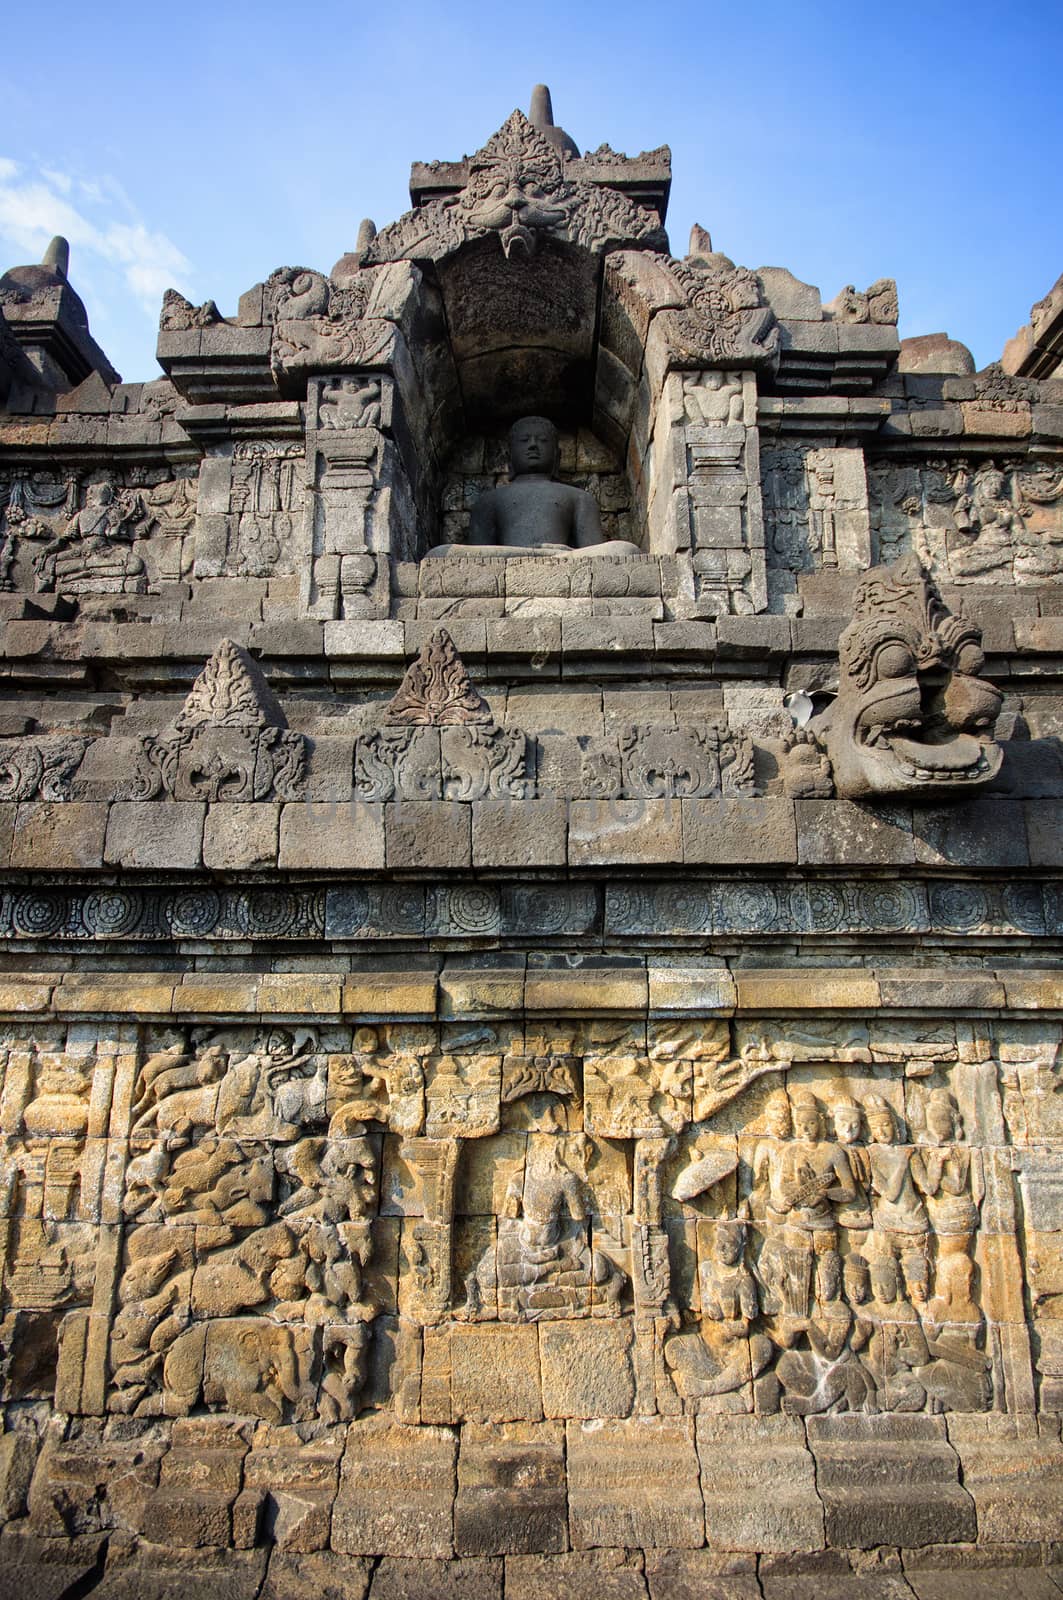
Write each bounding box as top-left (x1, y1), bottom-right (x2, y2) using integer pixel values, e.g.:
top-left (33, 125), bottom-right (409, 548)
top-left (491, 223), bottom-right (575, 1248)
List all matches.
top-left (912, 1089), bottom-right (982, 1255)
top-left (864, 1094), bottom-right (930, 1297)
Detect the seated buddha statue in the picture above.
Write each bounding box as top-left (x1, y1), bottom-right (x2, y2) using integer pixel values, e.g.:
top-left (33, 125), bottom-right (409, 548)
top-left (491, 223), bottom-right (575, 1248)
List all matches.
top-left (426, 416), bottom-right (640, 558)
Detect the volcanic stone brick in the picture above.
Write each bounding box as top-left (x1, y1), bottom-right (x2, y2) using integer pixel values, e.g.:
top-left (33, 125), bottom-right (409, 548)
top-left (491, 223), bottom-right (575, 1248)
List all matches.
top-left (367, 1557), bottom-right (504, 1600)
top-left (203, 803), bottom-right (279, 869)
top-left (386, 801), bottom-right (471, 868)
top-left (566, 1417), bottom-right (704, 1550)
top-left (645, 1550), bottom-right (762, 1600)
top-left (539, 1319), bottom-right (635, 1419)
top-left (279, 801), bottom-right (385, 869)
top-left (454, 1423), bottom-right (567, 1556)
top-left (104, 801), bottom-right (205, 868)
top-left (647, 966), bottom-right (737, 1013)
top-left (472, 797), bottom-right (567, 867)
top-left (902, 1570), bottom-right (1063, 1600)
top-left (11, 801), bottom-right (108, 868)
top-left (682, 797), bottom-right (797, 864)
top-left (805, 1415), bottom-right (975, 1548)
top-left (696, 1415), bottom-right (823, 1553)
top-left (911, 799), bottom-right (1029, 869)
top-left (758, 1573), bottom-right (917, 1600)
top-left (795, 798), bottom-right (915, 865)
top-left (332, 1419), bottom-right (456, 1559)
top-left (448, 1324), bottom-right (543, 1423)
top-left (945, 1415), bottom-right (1063, 1544)
top-left (259, 1552), bottom-right (374, 1600)
top-left (1024, 798), bottom-right (1063, 866)
top-left (504, 1550), bottom-right (650, 1600)
top-left (569, 798), bottom-right (683, 866)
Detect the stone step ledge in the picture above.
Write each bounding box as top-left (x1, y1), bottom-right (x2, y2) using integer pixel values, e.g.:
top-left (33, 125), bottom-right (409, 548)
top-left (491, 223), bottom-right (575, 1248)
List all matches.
top-left (1, 795), bottom-right (1058, 873)
top-left (0, 965), bottom-right (1058, 1022)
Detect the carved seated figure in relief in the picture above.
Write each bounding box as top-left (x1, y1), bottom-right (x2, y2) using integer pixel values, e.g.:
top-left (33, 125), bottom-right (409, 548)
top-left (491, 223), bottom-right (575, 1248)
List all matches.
top-left (428, 416), bottom-right (641, 559)
top-left (476, 1115), bottom-right (626, 1321)
top-left (816, 555), bottom-right (1003, 799)
top-left (664, 1213), bottom-right (771, 1400)
top-left (33, 481), bottom-right (147, 594)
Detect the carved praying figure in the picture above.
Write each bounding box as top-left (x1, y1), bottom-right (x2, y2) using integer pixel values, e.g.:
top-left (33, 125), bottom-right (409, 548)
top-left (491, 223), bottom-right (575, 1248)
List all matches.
top-left (913, 1088), bottom-right (983, 1253)
top-left (431, 416), bottom-right (640, 558)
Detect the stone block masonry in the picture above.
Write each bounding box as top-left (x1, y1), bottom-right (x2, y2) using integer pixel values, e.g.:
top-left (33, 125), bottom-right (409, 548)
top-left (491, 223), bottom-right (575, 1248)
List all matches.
top-left (0, 81), bottom-right (1061, 1590)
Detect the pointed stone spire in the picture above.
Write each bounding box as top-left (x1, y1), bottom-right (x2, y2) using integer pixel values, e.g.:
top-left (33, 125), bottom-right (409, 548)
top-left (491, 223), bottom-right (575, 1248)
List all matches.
top-left (528, 83), bottom-right (579, 159)
top-left (385, 629), bottom-right (493, 726)
top-left (41, 236), bottom-right (69, 278)
top-left (688, 223), bottom-right (714, 262)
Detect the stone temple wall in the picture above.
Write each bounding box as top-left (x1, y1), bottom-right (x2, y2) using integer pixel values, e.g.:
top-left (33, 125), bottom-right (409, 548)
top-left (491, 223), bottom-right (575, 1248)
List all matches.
top-left (0, 93), bottom-right (1061, 1599)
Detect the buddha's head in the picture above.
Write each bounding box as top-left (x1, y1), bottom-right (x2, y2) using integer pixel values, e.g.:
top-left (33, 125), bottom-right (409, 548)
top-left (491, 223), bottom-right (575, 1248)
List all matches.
top-left (509, 416), bottom-right (559, 479)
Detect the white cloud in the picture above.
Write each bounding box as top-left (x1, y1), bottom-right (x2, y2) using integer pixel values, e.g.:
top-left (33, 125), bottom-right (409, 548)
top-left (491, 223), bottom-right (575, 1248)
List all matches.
top-left (0, 160), bottom-right (192, 316)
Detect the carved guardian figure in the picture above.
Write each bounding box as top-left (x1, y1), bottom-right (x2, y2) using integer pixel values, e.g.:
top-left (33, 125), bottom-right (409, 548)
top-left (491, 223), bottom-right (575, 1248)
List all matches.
top-left (819, 555), bottom-right (1003, 799)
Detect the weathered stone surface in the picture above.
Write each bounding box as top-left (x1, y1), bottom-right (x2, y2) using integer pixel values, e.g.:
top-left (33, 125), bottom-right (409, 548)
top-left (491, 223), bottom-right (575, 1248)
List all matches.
top-left (454, 1422), bottom-right (567, 1555)
top-left (505, 1550), bottom-right (649, 1600)
top-left (644, 1549), bottom-right (761, 1600)
top-left (697, 1415), bottom-right (824, 1553)
top-left (104, 801), bottom-right (205, 868)
top-left (945, 1416), bottom-right (1063, 1543)
top-left (368, 1556), bottom-right (503, 1600)
top-left (539, 1319), bottom-right (636, 1418)
top-left (202, 802), bottom-right (279, 868)
top-left (11, 801), bottom-right (108, 868)
top-left (279, 800), bottom-right (385, 867)
top-left (332, 1421), bottom-right (456, 1559)
top-left (567, 1418), bottom-right (704, 1550)
top-left (259, 1551), bottom-right (374, 1600)
top-left (806, 1416), bottom-right (975, 1548)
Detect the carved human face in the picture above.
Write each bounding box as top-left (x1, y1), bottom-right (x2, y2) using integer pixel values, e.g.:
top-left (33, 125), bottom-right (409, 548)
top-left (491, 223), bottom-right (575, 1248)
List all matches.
top-left (866, 1109), bottom-right (894, 1145)
top-left (817, 1251), bottom-right (841, 1302)
top-left (926, 1099), bottom-right (958, 1143)
top-left (871, 1260), bottom-right (898, 1302)
top-left (844, 1264), bottom-right (870, 1306)
top-left (509, 417), bottom-right (558, 478)
top-left (793, 1103), bottom-right (822, 1143)
top-left (715, 1223), bottom-right (745, 1265)
top-left (833, 1105), bottom-right (862, 1145)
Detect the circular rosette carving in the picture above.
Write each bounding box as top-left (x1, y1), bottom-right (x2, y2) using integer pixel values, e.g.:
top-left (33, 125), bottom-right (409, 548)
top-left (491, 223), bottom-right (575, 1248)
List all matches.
top-left (83, 890), bottom-right (141, 938)
top-left (807, 882), bottom-right (848, 932)
top-left (12, 891), bottom-right (66, 937)
top-left (605, 884), bottom-right (653, 935)
top-left (432, 885), bottom-right (499, 936)
top-left (858, 882), bottom-right (922, 932)
top-left (236, 889), bottom-right (299, 938)
top-left (167, 889), bottom-right (222, 937)
top-left (716, 883), bottom-right (780, 933)
top-left (1001, 883), bottom-right (1045, 936)
top-left (929, 882), bottom-right (988, 934)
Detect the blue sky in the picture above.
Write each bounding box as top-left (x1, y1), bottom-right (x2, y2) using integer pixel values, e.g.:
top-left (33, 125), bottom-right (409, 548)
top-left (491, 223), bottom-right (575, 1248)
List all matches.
top-left (1, 0), bottom-right (1060, 382)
